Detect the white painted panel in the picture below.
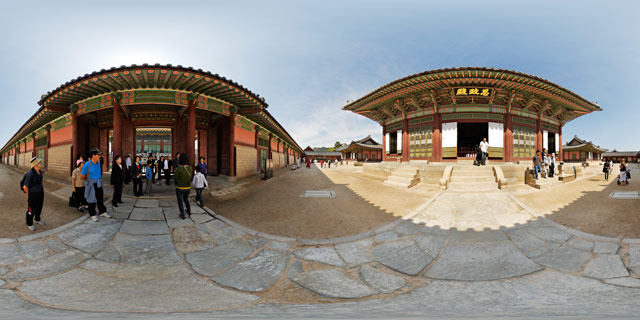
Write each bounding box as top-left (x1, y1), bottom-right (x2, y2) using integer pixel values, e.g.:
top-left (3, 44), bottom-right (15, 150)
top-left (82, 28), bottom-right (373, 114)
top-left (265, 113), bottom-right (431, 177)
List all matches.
top-left (543, 130), bottom-right (549, 151)
top-left (442, 122), bottom-right (457, 148)
top-left (555, 133), bottom-right (559, 152)
top-left (397, 130), bottom-right (403, 154)
top-left (488, 122), bottom-right (504, 148)
top-left (385, 133), bottom-right (390, 154)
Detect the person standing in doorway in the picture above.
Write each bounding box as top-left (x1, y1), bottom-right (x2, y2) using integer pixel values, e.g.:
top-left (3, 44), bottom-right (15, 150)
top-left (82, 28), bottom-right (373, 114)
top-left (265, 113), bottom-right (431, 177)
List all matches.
top-left (144, 160), bottom-right (154, 196)
top-left (72, 160), bottom-right (88, 212)
top-left (175, 154), bottom-right (193, 219)
top-left (163, 156), bottom-right (172, 185)
top-left (192, 165), bottom-right (208, 207)
top-left (131, 156), bottom-right (143, 197)
top-left (479, 138), bottom-right (489, 166)
top-left (110, 155), bottom-right (125, 207)
top-left (532, 150), bottom-right (542, 180)
top-left (80, 148), bottom-right (111, 222)
top-left (23, 157), bottom-right (45, 231)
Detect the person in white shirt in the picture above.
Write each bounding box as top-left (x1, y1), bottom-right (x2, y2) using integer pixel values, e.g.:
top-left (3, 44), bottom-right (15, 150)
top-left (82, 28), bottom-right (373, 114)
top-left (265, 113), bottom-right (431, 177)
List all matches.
top-left (548, 153), bottom-right (556, 177)
top-left (124, 154), bottom-right (132, 185)
top-left (192, 166), bottom-right (209, 207)
top-left (163, 157), bottom-right (171, 185)
top-left (479, 138), bottom-right (489, 165)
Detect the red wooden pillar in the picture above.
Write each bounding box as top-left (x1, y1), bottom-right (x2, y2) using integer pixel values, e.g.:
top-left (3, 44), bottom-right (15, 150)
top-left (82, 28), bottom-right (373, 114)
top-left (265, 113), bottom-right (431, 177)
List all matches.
top-left (432, 112), bottom-right (442, 161)
top-left (228, 111), bottom-right (237, 176)
top-left (45, 124), bottom-right (51, 170)
top-left (255, 127), bottom-right (261, 171)
top-left (31, 133), bottom-right (37, 158)
top-left (535, 118), bottom-right (542, 153)
top-left (187, 98), bottom-right (197, 165)
top-left (504, 114), bottom-right (513, 162)
top-left (402, 118), bottom-right (409, 162)
top-left (381, 125), bottom-right (387, 162)
top-left (112, 99), bottom-right (122, 159)
top-left (70, 106), bottom-right (78, 175)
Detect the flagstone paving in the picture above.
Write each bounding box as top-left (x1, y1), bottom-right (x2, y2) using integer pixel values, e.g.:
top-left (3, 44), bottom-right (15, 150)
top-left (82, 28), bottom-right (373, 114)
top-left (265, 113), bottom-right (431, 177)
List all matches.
top-left (1, 191), bottom-right (639, 317)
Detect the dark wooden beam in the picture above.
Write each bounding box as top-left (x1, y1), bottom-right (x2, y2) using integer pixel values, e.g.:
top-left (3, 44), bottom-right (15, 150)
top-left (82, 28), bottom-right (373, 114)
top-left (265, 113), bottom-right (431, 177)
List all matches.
top-left (506, 90), bottom-right (516, 113)
top-left (237, 107), bottom-right (263, 115)
top-left (44, 105), bottom-right (69, 113)
top-left (429, 90), bottom-right (439, 113)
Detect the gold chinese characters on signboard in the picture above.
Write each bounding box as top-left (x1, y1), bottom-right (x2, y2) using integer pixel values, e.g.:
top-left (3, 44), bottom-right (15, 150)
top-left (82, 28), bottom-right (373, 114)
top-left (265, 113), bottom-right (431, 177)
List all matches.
top-left (454, 88), bottom-right (492, 97)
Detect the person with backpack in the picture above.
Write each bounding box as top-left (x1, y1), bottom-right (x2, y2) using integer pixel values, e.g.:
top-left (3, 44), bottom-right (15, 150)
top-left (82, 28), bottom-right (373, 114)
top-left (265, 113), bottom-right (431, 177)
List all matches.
top-left (80, 148), bottom-right (111, 222)
top-left (619, 159), bottom-right (628, 186)
top-left (22, 157), bottom-right (45, 231)
top-left (192, 165), bottom-right (208, 207)
top-left (174, 153), bottom-right (193, 219)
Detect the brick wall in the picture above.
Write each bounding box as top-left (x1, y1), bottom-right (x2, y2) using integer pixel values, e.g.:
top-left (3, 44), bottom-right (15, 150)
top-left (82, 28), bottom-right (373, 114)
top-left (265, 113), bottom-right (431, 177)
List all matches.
top-left (235, 144), bottom-right (258, 179)
top-left (47, 144), bottom-right (71, 178)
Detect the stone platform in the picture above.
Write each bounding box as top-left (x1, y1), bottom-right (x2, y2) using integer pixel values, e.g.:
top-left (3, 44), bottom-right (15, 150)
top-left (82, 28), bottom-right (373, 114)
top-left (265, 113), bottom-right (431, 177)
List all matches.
top-left (1, 190), bottom-right (640, 318)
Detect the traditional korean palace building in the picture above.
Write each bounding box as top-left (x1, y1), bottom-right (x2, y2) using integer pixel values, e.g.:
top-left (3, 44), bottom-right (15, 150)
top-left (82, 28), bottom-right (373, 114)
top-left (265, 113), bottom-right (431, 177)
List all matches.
top-left (562, 136), bottom-right (607, 162)
top-left (0, 64), bottom-right (303, 179)
top-left (336, 135), bottom-right (383, 162)
top-left (303, 146), bottom-right (342, 162)
top-left (343, 67), bottom-right (601, 163)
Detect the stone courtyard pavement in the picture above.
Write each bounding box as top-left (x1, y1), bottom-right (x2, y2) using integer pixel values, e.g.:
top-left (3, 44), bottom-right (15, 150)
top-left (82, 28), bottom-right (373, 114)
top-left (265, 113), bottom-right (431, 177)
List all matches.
top-left (1, 191), bottom-right (640, 318)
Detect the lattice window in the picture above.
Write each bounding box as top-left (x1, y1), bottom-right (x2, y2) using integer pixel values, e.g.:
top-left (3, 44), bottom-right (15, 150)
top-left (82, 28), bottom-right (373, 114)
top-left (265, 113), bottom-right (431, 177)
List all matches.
top-left (513, 126), bottom-right (536, 158)
top-left (409, 126), bottom-right (433, 158)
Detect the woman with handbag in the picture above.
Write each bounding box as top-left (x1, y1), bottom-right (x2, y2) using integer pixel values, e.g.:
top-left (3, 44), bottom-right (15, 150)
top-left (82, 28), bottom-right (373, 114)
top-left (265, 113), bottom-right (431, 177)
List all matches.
top-left (71, 160), bottom-right (88, 212)
top-left (110, 155), bottom-right (125, 207)
top-left (619, 159), bottom-right (628, 186)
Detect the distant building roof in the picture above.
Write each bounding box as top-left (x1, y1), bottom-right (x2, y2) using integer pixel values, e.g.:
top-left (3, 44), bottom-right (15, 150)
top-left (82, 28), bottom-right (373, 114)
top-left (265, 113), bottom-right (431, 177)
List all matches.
top-left (304, 151), bottom-right (342, 157)
top-left (337, 135), bottom-right (382, 153)
top-left (563, 135), bottom-right (608, 152)
top-left (602, 151), bottom-right (640, 157)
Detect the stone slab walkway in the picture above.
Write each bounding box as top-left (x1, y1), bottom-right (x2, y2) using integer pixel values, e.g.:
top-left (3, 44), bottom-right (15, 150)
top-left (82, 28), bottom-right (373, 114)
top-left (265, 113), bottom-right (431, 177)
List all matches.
top-left (1, 190), bottom-right (639, 318)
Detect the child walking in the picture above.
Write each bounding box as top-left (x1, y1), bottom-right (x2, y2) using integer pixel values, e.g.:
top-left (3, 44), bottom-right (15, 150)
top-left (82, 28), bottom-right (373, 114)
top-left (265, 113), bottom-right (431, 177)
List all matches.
top-left (192, 166), bottom-right (209, 207)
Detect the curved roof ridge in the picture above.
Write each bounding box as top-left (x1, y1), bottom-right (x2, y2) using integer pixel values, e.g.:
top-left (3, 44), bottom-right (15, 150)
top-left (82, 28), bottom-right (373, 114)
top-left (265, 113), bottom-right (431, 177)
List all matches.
top-left (343, 67), bottom-right (600, 111)
top-left (38, 63), bottom-right (267, 107)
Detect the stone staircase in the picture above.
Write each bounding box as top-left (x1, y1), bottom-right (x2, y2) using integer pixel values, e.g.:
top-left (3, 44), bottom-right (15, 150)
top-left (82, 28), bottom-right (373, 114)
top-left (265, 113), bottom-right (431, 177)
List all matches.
top-left (447, 166), bottom-right (499, 192)
top-left (384, 166), bottom-right (420, 188)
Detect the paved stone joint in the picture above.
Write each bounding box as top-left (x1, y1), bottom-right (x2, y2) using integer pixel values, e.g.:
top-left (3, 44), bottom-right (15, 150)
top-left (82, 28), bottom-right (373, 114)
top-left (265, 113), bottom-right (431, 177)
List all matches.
top-left (1, 192), bottom-right (639, 316)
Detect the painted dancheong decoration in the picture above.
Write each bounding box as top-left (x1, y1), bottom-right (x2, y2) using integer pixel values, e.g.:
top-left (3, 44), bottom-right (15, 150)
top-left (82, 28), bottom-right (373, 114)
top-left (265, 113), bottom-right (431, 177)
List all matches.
top-left (1, 64), bottom-right (303, 180)
top-left (343, 67), bottom-right (602, 162)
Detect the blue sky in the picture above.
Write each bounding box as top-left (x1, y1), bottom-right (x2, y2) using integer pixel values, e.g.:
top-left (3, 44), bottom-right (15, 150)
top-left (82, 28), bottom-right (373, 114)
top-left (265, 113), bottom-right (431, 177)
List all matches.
top-left (0, 0), bottom-right (638, 150)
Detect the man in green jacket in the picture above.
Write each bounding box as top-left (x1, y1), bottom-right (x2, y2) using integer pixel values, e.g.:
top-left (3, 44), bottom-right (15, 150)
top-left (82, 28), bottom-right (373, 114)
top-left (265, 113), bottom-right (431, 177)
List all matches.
top-left (174, 153), bottom-right (193, 219)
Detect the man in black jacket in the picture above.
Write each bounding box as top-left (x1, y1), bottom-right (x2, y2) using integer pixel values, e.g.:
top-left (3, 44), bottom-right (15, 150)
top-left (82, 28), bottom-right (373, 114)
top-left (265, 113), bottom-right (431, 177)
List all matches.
top-left (130, 156), bottom-right (143, 197)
